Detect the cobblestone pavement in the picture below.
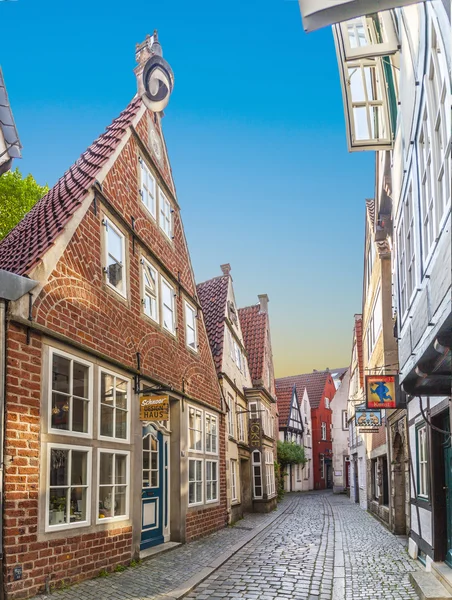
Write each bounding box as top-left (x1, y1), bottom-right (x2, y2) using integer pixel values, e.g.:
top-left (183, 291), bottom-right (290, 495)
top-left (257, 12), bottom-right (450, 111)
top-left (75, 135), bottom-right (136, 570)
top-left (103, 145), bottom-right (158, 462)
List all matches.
top-left (185, 492), bottom-right (419, 600)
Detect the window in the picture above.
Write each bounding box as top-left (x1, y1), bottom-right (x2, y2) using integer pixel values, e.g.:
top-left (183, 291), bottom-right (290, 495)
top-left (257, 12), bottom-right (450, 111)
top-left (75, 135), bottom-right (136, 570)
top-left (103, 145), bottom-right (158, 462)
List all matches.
top-left (230, 460), bottom-right (238, 502)
top-left (233, 341), bottom-right (242, 371)
top-left (143, 432), bottom-right (159, 488)
top-left (321, 422), bottom-right (326, 441)
top-left (366, 286), bottom-right (382, 358)
top-left (304, 460), bottom-right (310, 480)
top-left (99, 370), bottom-right (129, 442)
top-left (47, 445), bottom-right (91, 530)
top-left (142, 259), bottom-right (159, 322)
top-left (265, 450), bottom-right (276, 497)
top-left (342, 410), bottom-right (348, 431)
top-left (50, 349), bottom-right (92, 436)
top-left (97, 451), bottom-right (129, 522)
top-left (249, 402), bottom-right (259, 419)
top-left (366, 241), bottom-right (375, 290)
top-left (320, 454), bottom-right (325, 479)
top-left (373, 459), bottom-right (379, 499)
top-left (139, 158), bottom-right (156, 218)
top-left (325, 398), bottom-right (330, 409)
top-left (336, 12), bottom-right (398, 61)
top-left (237, 410), bottom-right (246, 443)
top-left (227, 396), bottom-right (235, 438)
top-left (397, 185), bottom-right (416, 317)
top-left (296, 463), bottom-right (301, 482)
top-left (159, 188), bottom-right (172, 239)
top-left (188, 407), bottom-right (203, 452)
top-left (104, 218), bottom-right (126, 297)
top-left (206, 460), bottom-right (218, 503)
top-left (161, 277), bottom-right (176, 335)
top-left (358, 457), bottom-right (364, 489)
top-left (417, 425), bottom-right (428, 499)
top-left (252, 451), bottom-right (262, 499)
top-left (184, 301), bottom-right (197, 352)
top-left (188, 459), bottom-right (203, 505)
top-left (205, 413), bottom-right (218, 454)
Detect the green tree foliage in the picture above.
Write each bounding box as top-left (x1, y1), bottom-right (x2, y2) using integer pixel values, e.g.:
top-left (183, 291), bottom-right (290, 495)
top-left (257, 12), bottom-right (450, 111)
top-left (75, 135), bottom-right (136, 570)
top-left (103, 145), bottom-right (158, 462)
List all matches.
top-left (277, 440), bottom-right (307, 468)
top-left (0, 168), bottom-right (49, 241)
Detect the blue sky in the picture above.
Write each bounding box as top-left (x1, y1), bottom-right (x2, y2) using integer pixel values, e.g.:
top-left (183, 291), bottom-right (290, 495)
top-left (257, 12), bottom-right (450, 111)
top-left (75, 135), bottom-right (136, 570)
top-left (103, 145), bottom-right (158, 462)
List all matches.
top-left (1, 0), bottom-right (374, 376)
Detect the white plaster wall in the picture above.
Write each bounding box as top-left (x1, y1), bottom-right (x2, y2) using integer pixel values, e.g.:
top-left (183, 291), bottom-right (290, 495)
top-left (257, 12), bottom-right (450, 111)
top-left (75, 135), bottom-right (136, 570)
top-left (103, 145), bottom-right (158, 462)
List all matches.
top-left (332, 370), bottom-right (350, 492)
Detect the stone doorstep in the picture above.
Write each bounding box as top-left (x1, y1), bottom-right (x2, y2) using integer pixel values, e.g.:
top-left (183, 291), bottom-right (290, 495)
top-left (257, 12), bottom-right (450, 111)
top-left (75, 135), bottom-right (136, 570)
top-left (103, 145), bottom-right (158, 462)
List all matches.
top-left (139, 541), bottom-right (182, 561)
top-left (431, 563), bottom-right (452, 596)
top-left (410, 570), bottom-right (452, 600)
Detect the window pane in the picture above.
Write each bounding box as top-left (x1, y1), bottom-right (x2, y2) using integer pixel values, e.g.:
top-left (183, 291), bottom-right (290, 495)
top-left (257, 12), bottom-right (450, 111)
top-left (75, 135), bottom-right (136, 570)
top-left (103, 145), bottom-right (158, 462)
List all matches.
top-left (51, 393), bottom-right (69, 430)
top-left (116, 379), bottom-right (128, 409)
top-left (71, 451), bottom-right (87, 485)
top-left (196, 482), bottom-right (202, 502)
top-left (108, 226), bottom-right (123, 262)
top-left (354, 106), bottom-right (370, 140)
top-left (52, 355), bottom-right (70, 394)
top-left (115, 455), bottom-right (127, 484)
top-left (189, 460), bottom-right (195, 480)
top-left (72, 398), bottom-right (88, 433)
top-left (196, 460), bottom-right (202, 480)
top-left (143, 453), bottom-right (150, 470)
top-left (101, 373), bottom-right (114, 405)
top-left (50, 449), bottom-right (69, 486)
top-left (100, 405), bottom-right (114, 437)
top-left (189, 482), bottom-right (195, 504)
top-left (163, 305), bottom-right (174, 332)
top-left (115, 486), bottom-right (127, 516)
top-left (73, 362), bottom-right (89, 398)
top-left (49, 488), bottom-right (67, 525)
top-left (116, 409), bottom-right (127, 439)
top-left (100, 453), bottom-right (113, 485)
top-left (99, 486), bottom-right (114, 519)
top-left (70, 487), bottom-right (87, 522)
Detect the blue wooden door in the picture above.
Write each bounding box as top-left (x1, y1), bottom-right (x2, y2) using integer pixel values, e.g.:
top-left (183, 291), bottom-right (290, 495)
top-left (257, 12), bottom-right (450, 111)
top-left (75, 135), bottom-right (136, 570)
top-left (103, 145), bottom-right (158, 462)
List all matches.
top-left (141, 425), bottom-right (165, 550)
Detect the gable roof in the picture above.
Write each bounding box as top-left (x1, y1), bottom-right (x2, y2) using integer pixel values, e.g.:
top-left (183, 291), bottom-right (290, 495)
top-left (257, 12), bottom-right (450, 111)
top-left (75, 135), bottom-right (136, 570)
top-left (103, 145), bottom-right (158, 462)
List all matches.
top-left (0, 96), bottom-right (142, 276)
top-left (275, 370), bottom-right (333, 409)
top-left (275, 379), bottom-right (297, 427)
top-left (238, 304), bottom-right (267, 384)
top-left (196, 274), bottom-right (229, 373)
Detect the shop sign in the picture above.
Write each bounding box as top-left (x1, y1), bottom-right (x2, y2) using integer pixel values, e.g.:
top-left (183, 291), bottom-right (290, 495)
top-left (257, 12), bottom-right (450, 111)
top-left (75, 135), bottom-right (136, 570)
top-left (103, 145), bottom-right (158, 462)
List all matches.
top-left (365, 375), bottom-right (397, 409)
top-left (140, 394), bottom-right (169, 421)
top-left (249, 418), bottom-right (262, 450)
top-left (355, 409), bottom-right (382, 433)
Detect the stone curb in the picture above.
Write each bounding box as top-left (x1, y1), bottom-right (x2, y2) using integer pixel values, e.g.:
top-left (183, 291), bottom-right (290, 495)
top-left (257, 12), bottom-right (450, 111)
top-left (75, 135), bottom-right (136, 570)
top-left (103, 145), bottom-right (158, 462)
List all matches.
top-left (151, 499), bottom-right (294, 600)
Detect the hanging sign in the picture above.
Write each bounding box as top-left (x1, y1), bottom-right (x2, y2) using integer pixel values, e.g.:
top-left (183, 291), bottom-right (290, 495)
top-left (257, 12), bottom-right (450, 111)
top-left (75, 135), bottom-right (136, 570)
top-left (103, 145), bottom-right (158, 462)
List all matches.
top-left (365, 375), bottom-right (397, 409)
top-left (249, 418), bottom-right (262, 450)
top-left (140, 394), bottom-right (169, 421)
top-left (355, 409), bottom-right (382, 433)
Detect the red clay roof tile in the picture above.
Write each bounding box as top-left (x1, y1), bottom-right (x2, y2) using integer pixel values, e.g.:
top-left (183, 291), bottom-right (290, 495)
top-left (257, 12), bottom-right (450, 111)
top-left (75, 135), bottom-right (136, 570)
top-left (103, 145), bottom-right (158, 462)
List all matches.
top-left (275, 370), bottom-right (332, 409)
top-left (197, 275), bottom-right (229, 373)
top-left (275, 379), bottom-right (296, 427)
top-left (238, 304), bottom-right (266, 385)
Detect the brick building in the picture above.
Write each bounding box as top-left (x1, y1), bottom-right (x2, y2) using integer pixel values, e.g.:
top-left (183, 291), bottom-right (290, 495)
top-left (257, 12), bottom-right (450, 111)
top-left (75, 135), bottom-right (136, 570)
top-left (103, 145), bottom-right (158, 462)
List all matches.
top-left (275, 371), bottom-right (336, 490)
top-left (0, 34), bottom-right (226, 599)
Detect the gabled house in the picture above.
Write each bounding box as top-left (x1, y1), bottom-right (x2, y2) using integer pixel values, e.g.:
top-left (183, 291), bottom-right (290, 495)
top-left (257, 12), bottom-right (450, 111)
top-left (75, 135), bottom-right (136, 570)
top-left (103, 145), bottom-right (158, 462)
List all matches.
top-left (0, 34), bottom-right (226, 599)
top-left (275, 379), bottom-right (313, 492)
top-left (331, 369), bottom-right (350, 493)
top-left (197, 264), bottom-right (252, 523)
top-left (238, 295), bottom-right (278, 512)
top-left (276, 370), bottom-right (336, 490)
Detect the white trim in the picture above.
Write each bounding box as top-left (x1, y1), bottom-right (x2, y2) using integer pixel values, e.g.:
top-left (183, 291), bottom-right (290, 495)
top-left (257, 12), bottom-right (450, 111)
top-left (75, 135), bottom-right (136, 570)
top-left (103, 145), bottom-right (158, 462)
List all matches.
top-left (230, 459), bottom-right (238, 503)
top-left (159, 187), bottom-right (173, 240)
top-left (188, 458), bottom-right (203, 506)
top-left (184, 300), bottom-right (198, 353)
top-left (103, 216), bottom-right (127, 299)
top-left (48, 347), bottom-right (93, 439)
top-left (336, 12), bottom-right (398, 61)
top-left (98, 367), bottom-right (131, 444)
top-left (96, 449), bottom-right (130, 524)
top-left (139, 157), bottom-right (157, 219)
top-left (205, 412), bottom-right (218, 456)
top-left (205, 459), bottom-right (219, 504)
top-left (188, 405), bottom-right (203, 453)
top-left (161, 276), bottom-right (176, 336)
top-left (46, 443), bottom-right (92, 533)
top-left (141, 257), bottom-right (159, 324)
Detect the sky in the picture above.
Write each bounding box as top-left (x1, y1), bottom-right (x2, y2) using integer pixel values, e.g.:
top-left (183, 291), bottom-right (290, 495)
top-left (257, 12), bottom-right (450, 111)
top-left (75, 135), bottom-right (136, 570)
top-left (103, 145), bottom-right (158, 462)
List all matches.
top-left (1, 0), bottom-right (374, 377)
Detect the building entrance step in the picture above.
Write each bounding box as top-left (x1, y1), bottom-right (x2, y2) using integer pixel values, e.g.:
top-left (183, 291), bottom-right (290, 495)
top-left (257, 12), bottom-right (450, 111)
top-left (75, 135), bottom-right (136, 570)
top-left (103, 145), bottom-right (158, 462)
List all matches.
top-left (410, 570), bottom-right (452, 600)
top-left (431, 563), bottom-right (452, 596)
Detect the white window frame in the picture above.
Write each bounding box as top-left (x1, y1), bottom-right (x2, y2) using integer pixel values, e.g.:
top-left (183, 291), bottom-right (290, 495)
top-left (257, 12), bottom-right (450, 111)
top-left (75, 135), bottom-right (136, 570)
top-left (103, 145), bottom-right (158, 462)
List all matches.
top-left (335, 12), bottom-right (398, 61)
top-left (141, 257), bottom-right (159, 324)
top-left (184, 300), bottom-right (198, 352)
top-left (161, 276), bottom-right (176, 335)
top-left (96, 450), bottom-right (130, 524)
top-left (321, 422), bottom-right (327, 441)
top-left (46, 443), bottom-right (92, 532)
top-left (98, 367), bottom-right (131, 444)
top-left (188, 458), bottom-right (203, 506)
top-left (252, 450), bottom-right (263, 499)
top-left (103, 217), bottom-right (127, 298)
top-left (205, 412), bottom-right (218, 455)
top-left (227, 396), bottom-right (235, 439)
top-left (265, 449), bottom-right (276, 498)
top-left (230, 459), bottom-right (238, 502)
top-left (366, 286), bottom-right (382, 359)
top-left (237, 409), bottom-right (246, 443)
top-left (205, 459), bottom-right (219, 503)
top-left (139, 158), bottom-right (156, 219)
top-left (159, 187), bottom-right (173, 240)
top-left (233, 340), bottom-right (242, 371)
top-left (249, 401), bottom-right (259, 419)
top-left (48, 348), bottom-right (93, 439)
top-left (417, 425), bottom-right (428, 499)
top-left (188, 405), bottom-right (203, 453)
top-left (325, 398), bottom-right (330, 410)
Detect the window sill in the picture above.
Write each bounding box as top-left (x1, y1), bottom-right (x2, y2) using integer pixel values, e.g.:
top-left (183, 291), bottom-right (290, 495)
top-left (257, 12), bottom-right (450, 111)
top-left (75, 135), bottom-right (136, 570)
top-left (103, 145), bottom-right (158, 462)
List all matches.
top-left (48, 429), bottom-right (92, 440)
top-left (45, 519), bottom-right (90, 534)
top-left (98, 434), bottom-right (130, 445)
top-left (205, 499), bottom-right (219, 505)
top-left (96, 515), bottom-right (129, 525)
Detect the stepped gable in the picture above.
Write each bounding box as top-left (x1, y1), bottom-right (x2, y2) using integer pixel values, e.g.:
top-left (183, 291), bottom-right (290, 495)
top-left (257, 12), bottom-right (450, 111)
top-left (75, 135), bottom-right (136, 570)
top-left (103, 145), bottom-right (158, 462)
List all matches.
top-left (0, 96), bottom-right (142, 276)
top-left (197, 275), bottom-right (229, 372)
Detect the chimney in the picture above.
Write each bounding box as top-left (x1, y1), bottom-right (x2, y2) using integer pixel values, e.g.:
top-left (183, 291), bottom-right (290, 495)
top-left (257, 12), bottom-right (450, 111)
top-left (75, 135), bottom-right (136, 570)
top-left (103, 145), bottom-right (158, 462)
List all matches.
top-left (258, 294), bottom-right (269, 314)
top-left (220, 264), bottom-right (231, 276)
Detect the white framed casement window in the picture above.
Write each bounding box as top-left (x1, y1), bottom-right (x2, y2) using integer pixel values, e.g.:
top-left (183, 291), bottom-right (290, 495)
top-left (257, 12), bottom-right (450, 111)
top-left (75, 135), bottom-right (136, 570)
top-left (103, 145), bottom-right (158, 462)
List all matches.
top-left (161, 277), bottom-right (176, 335)
top-left (265, 450), bottom-right (276, 497)
top-left (205, 460), bottom-right (218, 503)
top-left (46, 444), bottom-right (92, 532)
top-left (230, 460), bottom-right (238, 502)
top-left (417, 425), bottom-right (428, 499)
top-left (142, 258), bottom-right (159, 323)
top-left (159, 187), bottom-right (173, 239)
top-left (321, 422), bottom-right (327, 441)
top-left (252, 450), bottom-right (263, 499)
top-left (188, 406), bottom-right (203, 452)
top-left (227, 395), bottom-right (235, 438)
top-left (139, 158), bottom-right (156, 219)
top-left (366, 286), bottom-right (382, 359)
top-left (249, 401), bottom-right (259, 419)
top-left (233, 340), bottom-right (242, 371)
top-left (49, 348), bottom-right (93, 438)
top-left (184, 300), bottom-right (197, 352)
top-left (188, 458), bottom-right (203, 506)
top-left (334, 11), bottom-right (398, 61)
top-left (205, 413), bottom-right (218, 455)
top-left (237, 410), bottom-right (246, 443)
top-left (99, 369), bottom-right (130, 443)
top-left (97, 450), bottom-right (130, 523)
top-left (103, 217), bottom-right (127, 298)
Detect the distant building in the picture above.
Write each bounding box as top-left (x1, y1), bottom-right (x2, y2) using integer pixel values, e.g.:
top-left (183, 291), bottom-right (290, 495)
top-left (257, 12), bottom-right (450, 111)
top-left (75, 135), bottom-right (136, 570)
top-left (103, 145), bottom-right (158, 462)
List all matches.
top-left (0, 68), bottom-right (21, 174)
top-left (331, 369), bottom-right (350, 494)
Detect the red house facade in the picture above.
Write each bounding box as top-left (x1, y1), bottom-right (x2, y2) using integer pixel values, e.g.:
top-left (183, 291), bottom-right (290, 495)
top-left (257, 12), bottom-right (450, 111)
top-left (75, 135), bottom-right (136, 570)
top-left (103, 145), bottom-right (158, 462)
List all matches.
top-left (275, 371), bottom-right (337, 489)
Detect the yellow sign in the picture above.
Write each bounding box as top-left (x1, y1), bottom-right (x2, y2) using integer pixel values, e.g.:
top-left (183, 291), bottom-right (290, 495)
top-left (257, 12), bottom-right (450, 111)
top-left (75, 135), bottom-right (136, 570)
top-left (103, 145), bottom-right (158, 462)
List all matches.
top-left (140, 395), bottom-right (169, 421)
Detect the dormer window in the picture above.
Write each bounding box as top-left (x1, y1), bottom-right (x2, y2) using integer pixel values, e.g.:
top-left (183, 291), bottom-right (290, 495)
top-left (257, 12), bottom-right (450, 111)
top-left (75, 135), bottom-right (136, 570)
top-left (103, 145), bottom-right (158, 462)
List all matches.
top-left (139, 158), bottom-right (156, 218)
top-left (103, 218), bottom-right (126, 298)
top-left (159, 188), bottom-right (172, 239)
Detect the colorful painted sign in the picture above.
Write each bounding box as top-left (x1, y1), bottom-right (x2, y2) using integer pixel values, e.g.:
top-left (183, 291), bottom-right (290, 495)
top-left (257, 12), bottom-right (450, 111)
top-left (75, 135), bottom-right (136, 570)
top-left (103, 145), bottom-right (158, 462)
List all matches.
top-left (249, 418), bottom-right (262, 450)
top-left (355, 409), bottom-right (382, 433)
top-left (365, 375), bottom-right (397, 409)
top-left (140, 394), bottom-right (169, 421)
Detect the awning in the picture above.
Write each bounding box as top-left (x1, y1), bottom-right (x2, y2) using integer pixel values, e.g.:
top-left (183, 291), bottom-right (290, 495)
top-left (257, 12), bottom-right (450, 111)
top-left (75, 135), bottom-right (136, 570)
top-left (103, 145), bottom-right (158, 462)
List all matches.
top-left (298, 0), bottom-right (425, 32)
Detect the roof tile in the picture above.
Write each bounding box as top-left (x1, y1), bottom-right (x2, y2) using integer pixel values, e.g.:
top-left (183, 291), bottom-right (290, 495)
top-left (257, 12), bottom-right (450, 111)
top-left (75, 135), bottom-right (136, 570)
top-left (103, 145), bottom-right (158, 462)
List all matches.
top-left (197, 275), bottom-right (229, 373)
top-left (275, 370), bottom-right (333, 409)
top-left (238, 304), bottom-right (266, 384)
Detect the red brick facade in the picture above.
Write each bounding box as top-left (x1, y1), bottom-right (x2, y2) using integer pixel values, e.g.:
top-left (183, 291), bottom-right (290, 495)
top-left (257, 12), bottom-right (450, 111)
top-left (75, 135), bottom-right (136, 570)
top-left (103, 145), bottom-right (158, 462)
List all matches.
top-left (2, 104), bottom-right (227, 598)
